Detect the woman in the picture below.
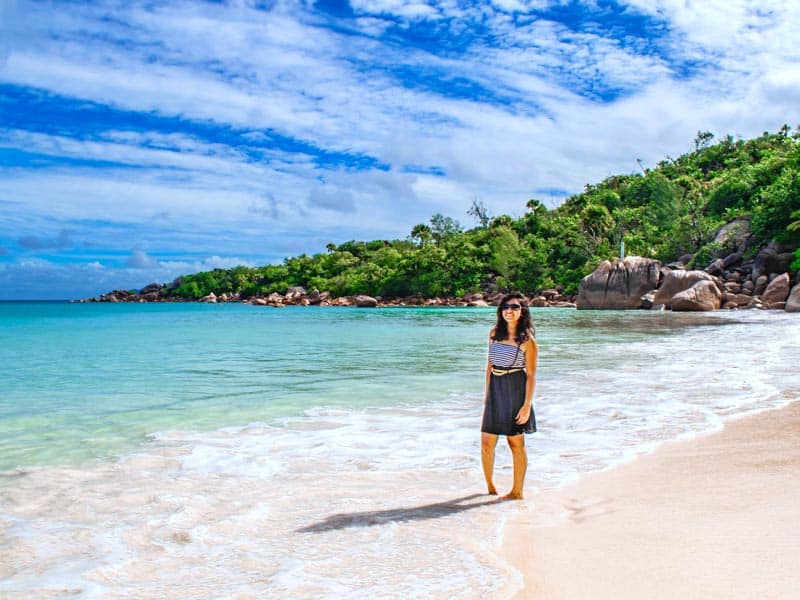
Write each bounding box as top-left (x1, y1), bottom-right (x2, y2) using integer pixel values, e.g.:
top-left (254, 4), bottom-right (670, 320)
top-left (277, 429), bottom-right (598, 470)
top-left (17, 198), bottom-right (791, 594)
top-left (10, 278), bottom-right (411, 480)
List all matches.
top-left (481, 292), bottom-right (538, 500)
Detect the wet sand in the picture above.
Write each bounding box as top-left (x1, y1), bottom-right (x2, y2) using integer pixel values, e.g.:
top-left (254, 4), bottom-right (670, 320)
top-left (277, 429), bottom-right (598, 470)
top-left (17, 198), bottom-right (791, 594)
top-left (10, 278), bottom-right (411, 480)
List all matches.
top-left (503, 401), bottom-right (800, 600)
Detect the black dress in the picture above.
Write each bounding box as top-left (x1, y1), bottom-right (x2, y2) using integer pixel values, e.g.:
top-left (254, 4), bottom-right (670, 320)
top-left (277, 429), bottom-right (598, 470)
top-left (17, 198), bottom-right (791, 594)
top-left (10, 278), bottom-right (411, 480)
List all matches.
top-left (481, 342), bottom-right (536, 436)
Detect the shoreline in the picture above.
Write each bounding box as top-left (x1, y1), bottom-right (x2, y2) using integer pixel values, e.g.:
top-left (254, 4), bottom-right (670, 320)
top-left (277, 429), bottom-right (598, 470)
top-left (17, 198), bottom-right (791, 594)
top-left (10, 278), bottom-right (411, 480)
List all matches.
top-left (502, 399), bottom-right (800, 600)
top-left (77, 288), bottom-right (578, 308)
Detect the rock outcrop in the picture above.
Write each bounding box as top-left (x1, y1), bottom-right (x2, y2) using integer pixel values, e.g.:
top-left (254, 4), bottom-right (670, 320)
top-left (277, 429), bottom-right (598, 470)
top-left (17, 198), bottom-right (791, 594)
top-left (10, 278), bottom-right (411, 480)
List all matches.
top-left (752, 242), bottom-right (796, 281)
top-left (713, 217), bottom-right (751, 253)
top-left (285, 286), bottom-right (306, 302)
top-left (786, 283), bottom-right (800, 313)
top-left (140, 283), bottom-right (164, 295)
top-left (573, 241), bottom-right (797, 312)
top-left (468, 299), bottom-right (490, 307)
top-left (652, 270), bottom-right (718, 308)
top-left (576, 257), bottom-right (661, 309)
top-left (670, 280), bottom-right (722, 311)
top-left (353, 295), bottom-right (378, 308)
top-left (722, 292), bottom-right (754, 308)
top-left (762, 273), bottom-right (791, 308)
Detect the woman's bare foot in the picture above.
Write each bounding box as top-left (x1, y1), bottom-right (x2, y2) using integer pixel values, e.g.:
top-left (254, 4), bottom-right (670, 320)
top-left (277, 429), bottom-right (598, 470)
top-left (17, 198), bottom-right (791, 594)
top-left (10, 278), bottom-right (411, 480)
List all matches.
top-left (487, 484), bottom-right (498, 495)
top-left (501, 491), bottom-right (523, 500)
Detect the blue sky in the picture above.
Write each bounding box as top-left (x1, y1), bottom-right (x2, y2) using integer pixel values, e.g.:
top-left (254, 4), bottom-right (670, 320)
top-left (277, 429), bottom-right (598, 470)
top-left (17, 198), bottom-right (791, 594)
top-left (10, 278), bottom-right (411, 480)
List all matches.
top-left (2, 0), bottom-right (800, 299)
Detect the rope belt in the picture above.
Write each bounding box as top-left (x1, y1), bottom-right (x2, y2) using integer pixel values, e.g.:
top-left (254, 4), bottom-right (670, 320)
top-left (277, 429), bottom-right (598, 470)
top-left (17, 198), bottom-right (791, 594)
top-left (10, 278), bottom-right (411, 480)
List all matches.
top-left (491, 367), bottom-right (524, 376)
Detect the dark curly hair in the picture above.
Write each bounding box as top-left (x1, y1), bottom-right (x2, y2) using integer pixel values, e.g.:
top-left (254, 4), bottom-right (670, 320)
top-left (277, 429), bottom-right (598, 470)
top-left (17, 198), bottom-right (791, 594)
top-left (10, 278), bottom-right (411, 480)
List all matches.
top-left (491, 293), bottom-right (535, 344)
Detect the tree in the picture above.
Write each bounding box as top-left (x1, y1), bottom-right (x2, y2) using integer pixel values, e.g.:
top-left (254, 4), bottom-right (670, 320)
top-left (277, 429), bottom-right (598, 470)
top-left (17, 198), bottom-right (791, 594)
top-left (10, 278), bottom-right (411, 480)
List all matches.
top-left (642, 172), bottom-right (680, 224)
top-left (788, 208), bottom-right (800, 235)
top-left (410, 223), bottom-right (432, 246)
top-left (791, 246), bottom-right (800, 272)
top-left (429, 213), bottom-right (462, 243)
top-left (336, 240), bottom-right (368, 258)
top-left (468, 198), bottom-right (491, 228)
top-left (516, 198), bottom-right (556, 238)
top-left (752, 168), bottom-right (800, 242)
top-left (670, 175), bottom-right (712, 255)
top-left (579, 202), bottom-right (615, 252)
top-left (695, 130), bottom-right (714, 150)
top-left (705, 173), bottom-right (754, 216)
top-left (487, 225), bottom-right (521, 280)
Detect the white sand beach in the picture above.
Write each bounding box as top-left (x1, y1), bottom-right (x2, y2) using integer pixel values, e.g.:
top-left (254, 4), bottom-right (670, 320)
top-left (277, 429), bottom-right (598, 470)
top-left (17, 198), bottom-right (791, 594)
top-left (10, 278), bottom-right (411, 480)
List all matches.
top-left (502, 400), bottom-right (800, 600)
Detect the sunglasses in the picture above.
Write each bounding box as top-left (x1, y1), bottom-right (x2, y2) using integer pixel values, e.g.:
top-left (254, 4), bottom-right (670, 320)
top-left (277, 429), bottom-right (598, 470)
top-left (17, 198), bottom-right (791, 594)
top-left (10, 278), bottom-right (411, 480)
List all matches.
top-left (501, 303), bottom-right (523, 311)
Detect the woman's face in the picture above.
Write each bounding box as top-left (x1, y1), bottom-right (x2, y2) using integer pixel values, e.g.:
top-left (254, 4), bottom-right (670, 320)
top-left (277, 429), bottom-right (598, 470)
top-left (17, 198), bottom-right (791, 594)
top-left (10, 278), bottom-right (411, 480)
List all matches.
top-left (500, 299), bottom-right (523, 324)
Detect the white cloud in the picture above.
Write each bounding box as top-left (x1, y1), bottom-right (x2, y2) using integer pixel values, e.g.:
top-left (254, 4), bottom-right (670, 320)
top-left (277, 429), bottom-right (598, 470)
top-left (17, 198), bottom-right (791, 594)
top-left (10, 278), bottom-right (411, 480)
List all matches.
top-left (349, 1), bottom-right (441, 19)
top-left (307, 187), bottom-right (358, 213)
top-left (159, 255), bottom-right (255, 274)
top-left (126, 248), bottom-right (158, 269)
top-left (0, 254), bottom-right (258, 300)
top-left (490, 0), bottom-right (528, 12)
top-left (0, 0), bottom-right (23, 66)
top-left (2, 0), bottom-right (800, 297)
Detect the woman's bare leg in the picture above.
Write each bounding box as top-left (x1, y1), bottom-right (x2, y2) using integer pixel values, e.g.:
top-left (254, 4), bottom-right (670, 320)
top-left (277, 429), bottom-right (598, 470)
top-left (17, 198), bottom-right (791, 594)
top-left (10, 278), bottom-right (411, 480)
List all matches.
top-left (481, 432), bottom-right (499, 495)
top-left (504, 434), bottom-right (527, 500)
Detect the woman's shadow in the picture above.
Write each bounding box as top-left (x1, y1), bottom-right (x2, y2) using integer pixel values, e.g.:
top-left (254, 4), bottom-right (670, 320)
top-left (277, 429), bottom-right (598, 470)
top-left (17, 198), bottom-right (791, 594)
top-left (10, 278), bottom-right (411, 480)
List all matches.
top-left (297, 493), bottom-right (501, 533)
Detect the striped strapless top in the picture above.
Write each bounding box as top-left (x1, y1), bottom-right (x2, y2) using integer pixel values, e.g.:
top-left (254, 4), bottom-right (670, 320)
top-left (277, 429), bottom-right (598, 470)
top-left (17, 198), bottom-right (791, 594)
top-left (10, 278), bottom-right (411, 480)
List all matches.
top-left (488, 342), bottom-right (526, 369)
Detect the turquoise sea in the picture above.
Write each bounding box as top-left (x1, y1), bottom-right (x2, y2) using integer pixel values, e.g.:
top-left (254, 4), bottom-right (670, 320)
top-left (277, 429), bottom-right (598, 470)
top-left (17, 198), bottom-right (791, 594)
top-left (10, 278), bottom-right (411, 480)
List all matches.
top-left (1, 302), bottom-right (491, 471)
top-left (1, 302), bottom-right (798, 597)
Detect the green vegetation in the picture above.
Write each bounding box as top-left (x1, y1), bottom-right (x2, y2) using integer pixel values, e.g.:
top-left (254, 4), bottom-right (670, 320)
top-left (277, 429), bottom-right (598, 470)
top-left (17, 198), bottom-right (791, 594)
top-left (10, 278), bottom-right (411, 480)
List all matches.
top-left (166, 128), bottom-right (800, 300)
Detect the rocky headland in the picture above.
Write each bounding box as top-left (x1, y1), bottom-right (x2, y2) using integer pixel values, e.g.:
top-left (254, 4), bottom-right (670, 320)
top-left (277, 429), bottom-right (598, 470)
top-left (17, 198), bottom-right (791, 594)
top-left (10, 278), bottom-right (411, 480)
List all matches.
top-left (83, 243), bottom-right (799, 313)
top-left (84, 285), bottom-right (578, 309)
top-left (576, 241), bottom-right (800, 313)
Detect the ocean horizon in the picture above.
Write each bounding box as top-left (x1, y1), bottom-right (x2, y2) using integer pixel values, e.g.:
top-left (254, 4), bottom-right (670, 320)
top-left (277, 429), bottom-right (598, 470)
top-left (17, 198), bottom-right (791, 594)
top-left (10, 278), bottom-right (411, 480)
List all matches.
top-left (2, 302), bottom-right (798, 597)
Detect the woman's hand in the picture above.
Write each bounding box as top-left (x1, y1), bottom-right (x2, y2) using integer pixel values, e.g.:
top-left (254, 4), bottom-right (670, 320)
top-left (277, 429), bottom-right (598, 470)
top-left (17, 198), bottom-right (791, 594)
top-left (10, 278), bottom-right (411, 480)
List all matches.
top-left (515, 404), bottom-right (531, 424)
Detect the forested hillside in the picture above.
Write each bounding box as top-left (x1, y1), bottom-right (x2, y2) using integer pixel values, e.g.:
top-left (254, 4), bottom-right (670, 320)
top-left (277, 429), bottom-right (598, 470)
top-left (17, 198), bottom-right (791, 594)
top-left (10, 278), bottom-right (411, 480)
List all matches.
top-left (165, 128), bottom-right (800, 301)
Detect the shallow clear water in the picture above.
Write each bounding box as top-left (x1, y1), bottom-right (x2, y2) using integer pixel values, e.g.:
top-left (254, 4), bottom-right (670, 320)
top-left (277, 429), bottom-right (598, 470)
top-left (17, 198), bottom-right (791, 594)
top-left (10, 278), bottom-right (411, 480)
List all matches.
top-left (1, 302), bottom-right (798, 597)
top-left (0, 303), bottom-right (488, 470)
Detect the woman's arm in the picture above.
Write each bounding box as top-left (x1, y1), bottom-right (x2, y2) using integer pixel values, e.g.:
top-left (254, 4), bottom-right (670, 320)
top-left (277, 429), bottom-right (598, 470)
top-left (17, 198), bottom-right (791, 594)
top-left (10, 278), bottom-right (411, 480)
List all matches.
top-left (484, 360), bottom-right (492, 403)
top-left (516, 337), bottom-right (538, 424)
top-left (484, 331), bottom-right (494, 402)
